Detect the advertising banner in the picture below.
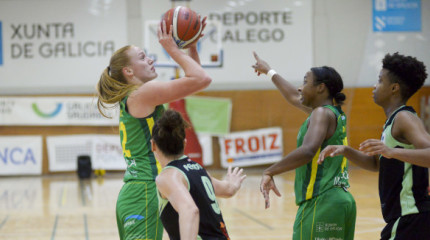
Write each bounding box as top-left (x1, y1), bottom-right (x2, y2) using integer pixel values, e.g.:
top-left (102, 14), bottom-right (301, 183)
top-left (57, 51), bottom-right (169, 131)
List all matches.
top-left (185, 96), bottom-right (232, 135)
top-left (47, 134), bottom-right (125, 172)
top-left (92, 135), bottom-right (126, 170)
top-left (0, 96), bottom-right (118, 126)
top-left (142, 0), bottom-right (312, 90)
top-left (0, 136), bottom-right (43, 175)
top-left (0, 0), bottom-right (127, 94)
top-left (373, 0), bottom-right (421, 32)
top-left (219, 127), bottom-right (282, 168)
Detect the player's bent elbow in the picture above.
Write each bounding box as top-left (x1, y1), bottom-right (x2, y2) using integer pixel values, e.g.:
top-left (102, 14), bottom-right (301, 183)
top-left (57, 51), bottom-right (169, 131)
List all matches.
top-left (193, 75), bottom-right (211, 91)
top-left (200, 75), bottom-right (212, 88)
top-left (302, 147), bottom-right (319, 161)
top-left (185, 205), bottom-right (199, 219)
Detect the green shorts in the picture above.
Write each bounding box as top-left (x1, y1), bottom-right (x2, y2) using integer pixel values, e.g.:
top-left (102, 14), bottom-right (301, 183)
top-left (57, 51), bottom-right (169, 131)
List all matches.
top-left (293, 187), bottom-right (356, 240)
top-left (116, 180), bottom-right (163, 240)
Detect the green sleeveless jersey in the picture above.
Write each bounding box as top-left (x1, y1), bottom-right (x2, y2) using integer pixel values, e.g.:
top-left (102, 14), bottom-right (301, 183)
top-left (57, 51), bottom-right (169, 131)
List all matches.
top-left (119, 96), bottom-right (165, 182)
top-left (294, 105), bottom-right (350, 205)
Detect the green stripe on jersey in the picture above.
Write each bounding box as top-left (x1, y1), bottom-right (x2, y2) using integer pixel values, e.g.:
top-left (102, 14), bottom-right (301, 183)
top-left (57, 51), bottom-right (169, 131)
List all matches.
top-left (382, 114), bottom-right (418, 216)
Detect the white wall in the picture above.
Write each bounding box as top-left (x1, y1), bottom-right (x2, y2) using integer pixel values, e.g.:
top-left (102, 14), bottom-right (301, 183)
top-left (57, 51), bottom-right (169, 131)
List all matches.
top-left (1, 0), bottom-right (429, 94)
top-left (313, 0), bottom-right (429, 87)
top-left (129, 0), bottom-right (429, 89)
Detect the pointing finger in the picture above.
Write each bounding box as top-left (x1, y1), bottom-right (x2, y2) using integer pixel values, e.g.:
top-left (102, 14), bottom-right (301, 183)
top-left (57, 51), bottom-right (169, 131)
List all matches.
top-left (253, 51), bottom-right (259, 61)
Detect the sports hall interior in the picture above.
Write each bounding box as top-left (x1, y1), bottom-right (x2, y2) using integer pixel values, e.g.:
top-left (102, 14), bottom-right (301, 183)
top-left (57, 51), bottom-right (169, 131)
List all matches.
top-left (1, 0), bottom-right (429, 240)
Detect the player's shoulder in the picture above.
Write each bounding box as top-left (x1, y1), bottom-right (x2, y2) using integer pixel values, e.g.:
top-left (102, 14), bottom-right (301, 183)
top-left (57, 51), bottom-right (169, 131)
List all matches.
top-left (311, 106), bottom-right (336, 120)
top-left (395, 109), bottom-right (418, 122)
top-left (157, 167), bottom-right (183, 185)
top-left (393, 109), bottom-right (420, 130)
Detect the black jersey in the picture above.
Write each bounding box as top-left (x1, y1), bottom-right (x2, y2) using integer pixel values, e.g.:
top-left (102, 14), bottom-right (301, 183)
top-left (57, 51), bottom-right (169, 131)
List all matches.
top-left (379, 105), bottom-right (430, 222)
top-left (159, 157), bottom-right (230, 240)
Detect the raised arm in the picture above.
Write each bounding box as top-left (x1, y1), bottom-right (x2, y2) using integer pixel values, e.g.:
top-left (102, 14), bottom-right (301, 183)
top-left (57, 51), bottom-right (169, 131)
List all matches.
top-left (156, 168), bottom-right (199, 240)
top-left (128, 19), bottom-right (211, 117)
top-left (209, 166), bottom-right (246, 198)
top-left (252, 52), bottom-right (312, 114)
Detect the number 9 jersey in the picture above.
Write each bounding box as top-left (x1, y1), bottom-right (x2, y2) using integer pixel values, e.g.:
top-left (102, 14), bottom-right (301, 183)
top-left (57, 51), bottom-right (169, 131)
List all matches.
top-left (158, 157), bottom-right (230, 240)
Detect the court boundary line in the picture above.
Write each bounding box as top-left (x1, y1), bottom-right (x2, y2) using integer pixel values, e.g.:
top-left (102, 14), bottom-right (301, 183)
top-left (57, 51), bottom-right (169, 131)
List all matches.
top-left (234, 208), bottom-right (273, 230)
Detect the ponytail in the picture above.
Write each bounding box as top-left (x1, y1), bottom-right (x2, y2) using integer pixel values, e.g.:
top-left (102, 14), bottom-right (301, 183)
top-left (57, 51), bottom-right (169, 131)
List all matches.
top-left (96, 45), bottom-right (137, 118)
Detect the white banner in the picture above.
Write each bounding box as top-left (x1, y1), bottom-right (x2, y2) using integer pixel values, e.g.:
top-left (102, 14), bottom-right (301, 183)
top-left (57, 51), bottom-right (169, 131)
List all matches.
top-left (142, 0), bottom-right (312, 90)
top-left (0, 96), bottom-right (118, 126)
top-left (219, 127), bottom-right (283, 168)
top-left (0, 0), bottom-right (127, 94)
top-left (47, 134), bottom-right (125, 172)
top-left (0, 136), bottom-right (43, 175)
top-left (92, 135), bottom-right (126, 170)
top-left (197, 133), bottom-right (213, 167)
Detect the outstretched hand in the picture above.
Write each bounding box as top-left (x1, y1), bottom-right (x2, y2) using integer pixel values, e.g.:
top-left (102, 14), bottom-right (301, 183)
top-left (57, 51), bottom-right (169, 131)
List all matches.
top-left (260, 174), bottom-right (281, 209)
top-left (359, 139), bottom-right (393, 158)
top-left (225, 165), bottom-right (247, 193)
top-left (252, 52), bottom-right (271, 76)
top-left (318, 145), bottom-right (346, 164)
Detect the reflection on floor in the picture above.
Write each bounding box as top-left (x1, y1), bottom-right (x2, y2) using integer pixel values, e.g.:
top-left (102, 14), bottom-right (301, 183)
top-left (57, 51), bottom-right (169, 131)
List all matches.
top-left (0, 168), bottom-right (384, 240)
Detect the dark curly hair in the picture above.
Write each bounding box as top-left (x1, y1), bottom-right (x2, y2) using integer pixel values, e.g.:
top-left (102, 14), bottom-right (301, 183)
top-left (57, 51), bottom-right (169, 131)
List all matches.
top-left (382, 52), bottom-right (428, 100)
top-left (152, 109), bottom-right (189, 157)
top-left (311, 66), bottom-right (346, 105)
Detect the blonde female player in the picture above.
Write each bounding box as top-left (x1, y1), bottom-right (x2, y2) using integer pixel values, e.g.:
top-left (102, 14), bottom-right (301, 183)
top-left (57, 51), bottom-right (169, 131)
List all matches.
top-left (96, 18), bottom-right (211, 240)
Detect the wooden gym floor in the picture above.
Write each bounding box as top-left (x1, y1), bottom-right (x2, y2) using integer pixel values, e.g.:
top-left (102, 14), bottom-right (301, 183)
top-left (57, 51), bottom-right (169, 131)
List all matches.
top-left (0, 167), bottom-right (385, 240)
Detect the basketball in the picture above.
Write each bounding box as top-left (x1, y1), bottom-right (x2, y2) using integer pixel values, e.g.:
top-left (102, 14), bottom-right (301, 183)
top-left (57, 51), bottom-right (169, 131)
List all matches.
top-left (161, 6), bottom-right (202, 49)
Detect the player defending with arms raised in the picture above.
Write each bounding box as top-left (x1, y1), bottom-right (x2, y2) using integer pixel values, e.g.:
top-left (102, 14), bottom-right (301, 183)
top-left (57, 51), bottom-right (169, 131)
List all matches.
top-left (319, 53), bottom-right (430, 240)
top-left (96, 18), bottom-right (211, 240)
top-left (252, 52), bottom-right (356, 240)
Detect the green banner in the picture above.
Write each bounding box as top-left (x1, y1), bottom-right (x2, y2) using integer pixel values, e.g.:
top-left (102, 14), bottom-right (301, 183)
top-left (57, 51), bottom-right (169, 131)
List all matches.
top-left (185, 96), bottom-right (231, 135)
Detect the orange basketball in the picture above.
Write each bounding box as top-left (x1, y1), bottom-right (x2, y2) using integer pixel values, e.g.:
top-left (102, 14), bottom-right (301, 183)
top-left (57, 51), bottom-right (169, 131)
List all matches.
top-left (161, 6), bottom-right (202, 49)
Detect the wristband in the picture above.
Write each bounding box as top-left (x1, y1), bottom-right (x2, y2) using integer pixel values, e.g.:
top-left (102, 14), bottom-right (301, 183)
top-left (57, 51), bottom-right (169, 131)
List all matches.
top-left (267, 69), bottom-right (277, 80)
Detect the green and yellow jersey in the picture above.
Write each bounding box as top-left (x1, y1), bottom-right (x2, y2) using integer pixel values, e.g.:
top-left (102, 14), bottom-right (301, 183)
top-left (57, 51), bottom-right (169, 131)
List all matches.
top-left (119, 96), bottom-right (165, 182)
top-left (294, 105), bottom-right (350, 205)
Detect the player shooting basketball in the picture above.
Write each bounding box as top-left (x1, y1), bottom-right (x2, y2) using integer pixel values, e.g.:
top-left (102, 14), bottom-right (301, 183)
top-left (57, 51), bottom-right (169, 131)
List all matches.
top-left (96, 10), bottom-right (210, 240)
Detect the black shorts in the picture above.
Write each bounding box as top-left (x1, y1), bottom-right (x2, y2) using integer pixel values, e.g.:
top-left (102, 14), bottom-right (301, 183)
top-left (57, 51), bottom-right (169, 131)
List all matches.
top-left (381, 211), bottom-right (430, 240)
